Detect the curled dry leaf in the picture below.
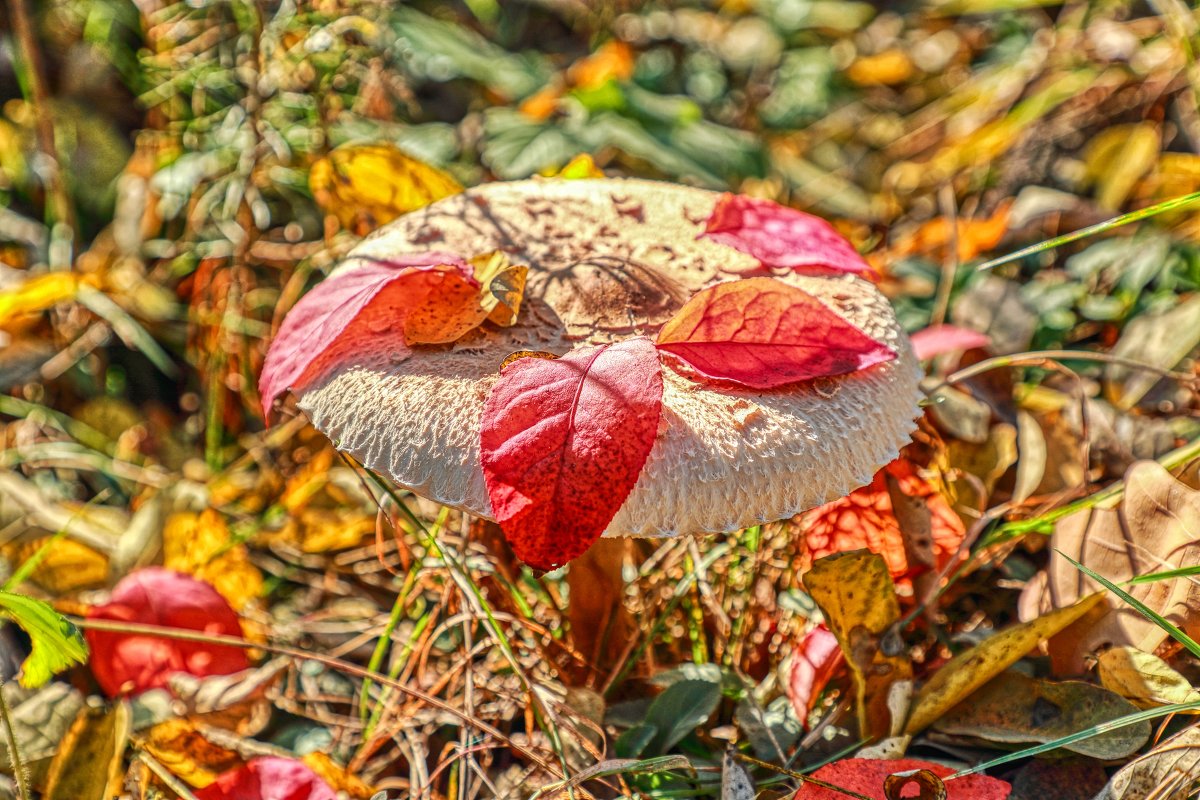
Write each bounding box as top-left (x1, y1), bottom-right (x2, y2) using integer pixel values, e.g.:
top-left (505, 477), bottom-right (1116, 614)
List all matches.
top-left (1017, 460), bottom-right (1200, 674)
top-left (787, 624), bottom-right (845, 727)
top-left (308, 143), bottom-right (462, 235)
top-left (702, 193), bottom-right (874, 277)
top-left (480, 337), bottom-right (664, 570)
top-left (655, 277), bottom-right (895, 389)
top-left (1096, 724), bottom-right (1200, 800)
top-left (42, 701), bottom-right (130, 800)
top-left (796, 459), bottom-right (965, 582)
top-left (805, 551), bottom-right (912, 741)
top-left (794, 759), bottom-right (1010, 800)
top-left (85, 567), bottom-right (249, 697)
top-left (904, 593), bottom-right (1105, 735)
top-left (259, 254), bottom-right (481, 419)
top-left (909, 324), bottom-right (991, 361)
top-left (194, 756), bottom-right (337, 800)
top-left (1097, 646), bottom-right (1200, 709)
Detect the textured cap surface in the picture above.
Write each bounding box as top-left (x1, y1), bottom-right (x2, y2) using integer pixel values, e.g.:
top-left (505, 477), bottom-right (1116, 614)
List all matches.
top-left (296, 178), bottom-right (923, 537)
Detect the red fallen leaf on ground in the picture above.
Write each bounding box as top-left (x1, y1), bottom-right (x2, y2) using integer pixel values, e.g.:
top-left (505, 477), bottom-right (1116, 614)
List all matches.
top-left (788, 624), bottom-right (845, 726)
top-left (910, 324), bottom-right (991, 360)
top-left (259, 253), bottom-right (481, 420)
top-left (655, 277), bottom-right (895, 389)
top-left (795, 460), bottom-right (965, 581)
top-left (796, 759), bottom-right (1010, 799)
top-left (85, 567), bottom-right (249, 697)
top-left (702, 193), bottom-right (874, 277)
top-left (195, 757), bottom-right (336, 800)
top-left (480, 337), bottom-right (664, 570)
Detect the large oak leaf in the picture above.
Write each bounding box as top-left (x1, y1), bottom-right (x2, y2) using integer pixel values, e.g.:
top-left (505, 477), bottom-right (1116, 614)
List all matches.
top-left (655, 277), bottom-right (895, 389)
top-left (259, 253), bottom-right (481, 419)
top-left (480, 338), bottom-right (664, 570)
top-left (702, 193), bottom-right (874, 276)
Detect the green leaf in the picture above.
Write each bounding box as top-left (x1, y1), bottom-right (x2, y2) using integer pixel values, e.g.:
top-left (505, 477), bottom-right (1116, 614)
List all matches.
top-left (644, 678), bottom-right (721, 754)
top-left (0, 591), bottom-right (88, 689)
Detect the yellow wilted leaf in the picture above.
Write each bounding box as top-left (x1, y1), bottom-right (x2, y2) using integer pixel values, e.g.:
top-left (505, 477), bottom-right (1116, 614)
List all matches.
top-left (162, 510), bottom-right (263, 612)
top-left (43, 702), bottom-right (130, 800)
top-left (302, 752), bottom-right (377, 799)
top-left (309, 144), bottom-right (462, 235)
top-left (138, 718), bottom-right (241, 788)
top-left (1084, 123), bottom-right (1160, 210)
top-left (4, 536), bottom-right (109, 593)
top-left (471, 251), bottom-right (529, 327)
top-left (805, 550), bottom-right (912, 741)
top-left (1098, 646), bottom-right (1200, 710)
top-left (0, 272), bottom-right (88, 327)
top-left (904, 592), bottom-right (1105, 735)
top-left (293, 508), bottom-right (374, 553)
top-left (550, 153), bottom-right (605, 180)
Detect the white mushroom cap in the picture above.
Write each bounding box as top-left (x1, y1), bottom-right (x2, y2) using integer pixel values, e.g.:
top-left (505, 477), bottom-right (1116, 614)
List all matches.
top-left (296, 178), bottom-right (922, 537)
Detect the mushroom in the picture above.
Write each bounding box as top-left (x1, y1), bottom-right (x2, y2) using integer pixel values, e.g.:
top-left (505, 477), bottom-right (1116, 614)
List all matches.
top-left (284, 178), bottom-right (922, 553)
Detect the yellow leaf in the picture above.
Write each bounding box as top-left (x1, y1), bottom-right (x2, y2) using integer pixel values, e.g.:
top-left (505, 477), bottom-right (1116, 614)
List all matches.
top-left (904, 592), bottom-right (1105, 735)
top-left (309, 144), bottom-right (462, 235)
top-left (4, 537), bottom-right (109, 593)
top-left (138, 718), bottom-right (241, 788)
top-left (551, 153), bottom-right (605, 180)
top-left (471, 251), bottom-right (529, 327)
top-left (162, 510), bottom-right (263, 612)
top-left (1098, 646), bottom-right (1200, 709)
top-left (805, 550), bottom-right (912, 741)
top-left (846, 50), bottom-right (914, 86)
top-left (568, 41), bottom-right (634, 90)
top-left (302, 752), bottom-right (377, 799)
top-left (1084, 123), bottom-right (1160, 211)
top-left (293, 508), bottom-right (374, 553)
top-left (43, 701), bottom-right (130, 800)
top-left (0, 272), bottom-right (84, 327)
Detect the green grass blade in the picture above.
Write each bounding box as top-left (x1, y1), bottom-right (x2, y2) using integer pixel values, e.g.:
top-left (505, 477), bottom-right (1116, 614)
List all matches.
top-left (1127, 564), bottom-right (1200, 585)
top-left (977, 189), bottom-right (1200, 272)
top-left (1060, 551), bottom-right (1200, 659)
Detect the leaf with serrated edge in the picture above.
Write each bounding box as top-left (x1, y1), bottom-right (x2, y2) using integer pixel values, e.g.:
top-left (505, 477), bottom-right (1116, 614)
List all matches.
top-left (0, 591), bottom-right (87, 689)
top-left (656, 277), bottom-right (895, 389)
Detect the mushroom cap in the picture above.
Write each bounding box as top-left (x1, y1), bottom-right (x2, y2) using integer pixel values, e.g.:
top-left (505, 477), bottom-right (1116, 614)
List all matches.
top-left (297, 178), bottom-right (922, 537)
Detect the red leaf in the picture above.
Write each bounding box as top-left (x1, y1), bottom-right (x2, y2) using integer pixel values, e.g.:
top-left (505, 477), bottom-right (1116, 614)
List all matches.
top-left (909, 324), bottom-right (991, 360)
top-left (85, 567), bottom-right (249, 697)
top-left (796, 459), bottom-right (966, 581)
top-left (259, 253), bottom-right (480, 419)
top-left (795, 758), bottom-right (1010, 800)
top-left (655, 277), bottom-right (896, 389)
top-left (480, 338), bottom-right (664, 570)
top-left (195, 757), bottom-right (336, 800)
top-left (702, 194), bottom-right (874, 277)
top-left (787, 625), bottom-right (844, 726)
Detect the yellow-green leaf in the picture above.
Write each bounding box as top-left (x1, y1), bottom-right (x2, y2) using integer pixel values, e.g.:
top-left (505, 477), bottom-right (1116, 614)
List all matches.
top-left (0, 591), bottom-right (88, 689)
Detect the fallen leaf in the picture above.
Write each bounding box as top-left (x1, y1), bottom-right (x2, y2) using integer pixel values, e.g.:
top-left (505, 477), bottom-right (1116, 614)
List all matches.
top-left (934, 671), bottom-right (1150, 760)
top-left (308, 144), bottom-right (462, 235)
top-left (85, 567), bottom-right (249, 697)
top-left (480, 337), bottom-right (664, 570)
top-left (884, 770), bottom-right (946, 800)
top-left (1017, 461), bottom-right (1200, 673)
top-left (904, 593), bottom-right (1105, 735)
top-left (0, 682), bottom-right (84, 770)
top-left (139, 717), bottom-right (242, 788)
top-left (259, 254), bottom-right (481, 419)
top-left (1096, 724), bottom-right (1200, 800)
top-left (796, 460), bottom-right (966, 582)
top-left (471, 251), bottom-right (529, 327)
top-left (194, 756), bottom-right (337, 800)
top-left (909, 325), bottom-right (991, 361)
top-left (1104, 295), bottom-right (1200, 410)
top-left (0, 591), bottom-right (88, 689)
top-left (1083, 123), bottom-right (1160, 211)
top-left (846, 50), bottom-right (914, 86)
top-left (1097, 646), bottom-right (1200, 709)
top-left (43, 702), bottom-right (130, 800)
top-left (805, 551), bottom-right (912, 741)
top-left (787, 624), bottom-right (845, 726)
top-left (553, 153), bottom-right (605, 179)
top-left (567, 41), bottom-right (635, 89)
top-left (656, 277), bottom-right (895, 389)
top-left (794, 759), bottom-right (1010, 800)
top-left (301, 752), bottom-right (377, 799)
top-left (722, 747), bottom-right (755, 800)
top-left (701, 194), bottom-right (874, 276)
top-left (0, 271), bottom-right (90, 327)
top-left (163, 510), bottom-right (263, 612)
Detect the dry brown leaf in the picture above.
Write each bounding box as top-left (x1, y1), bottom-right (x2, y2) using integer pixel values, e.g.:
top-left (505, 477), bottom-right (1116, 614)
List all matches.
top-left (302, 752), bottom-right (377, 799)
top-left (905, 592), bottom-right (1104, 735)
top-left (1017, 460), bottom-right (1200, 673)
top-left (137, 718), bottom-right (242, 788)
top-left (1097, 724), bottom-right (1200, 800)
top-left (43, 701), bottom-right (131, 800)
top-left (1097, 646), bottom-right (1200, 709)
top-left (162, 509), bottom-right (263, 612)
top-left (805, 550), bottom-right (912, 741)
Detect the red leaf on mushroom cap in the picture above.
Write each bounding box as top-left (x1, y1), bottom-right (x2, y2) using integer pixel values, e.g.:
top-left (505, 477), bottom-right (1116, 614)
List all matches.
top-left (795, 758), bottom-right (1010, 800)
top-left (787, 624), bottom-right (845, 727)
top-left (702, 194), bottom-right (874, 277)
top-left (259, 253), bottom-right (481, 420)
top-left (909, 324), bottom-right (991, 360)
top-left (480, 338), bottom-right (664, 570)
top-left (85, 567), bottom-right (249, 697)
top-left (194, 757), bottom-right (336, 800)
top-left (796, 459), bottom-right (965, 581)
top-left (655, 277), bottom-right (895, 389)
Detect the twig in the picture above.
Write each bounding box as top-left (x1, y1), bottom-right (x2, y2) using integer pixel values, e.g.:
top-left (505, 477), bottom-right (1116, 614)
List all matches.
top-left (0, 683), bottom-right (30, 800)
